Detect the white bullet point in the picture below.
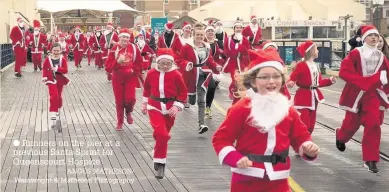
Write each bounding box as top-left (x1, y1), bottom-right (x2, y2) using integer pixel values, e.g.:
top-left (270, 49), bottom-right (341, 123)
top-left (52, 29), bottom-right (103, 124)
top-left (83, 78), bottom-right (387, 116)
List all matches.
top-left (13, 140), bottom-right (20, 147)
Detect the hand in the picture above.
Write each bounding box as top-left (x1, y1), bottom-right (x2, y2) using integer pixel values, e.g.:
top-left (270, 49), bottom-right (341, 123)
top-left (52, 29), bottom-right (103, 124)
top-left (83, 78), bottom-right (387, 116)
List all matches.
top-left (330, 76), bottom-right (336, 83)
top-left (117, 54), bottom-right (125, 64)
top-left (286, 81), bottom-right (295, 88)
top-left (168, 106), bottom-right (180, 117)
top-left (236, 156), bottom-right (253, 168)
top-left (141, 103), bottom-right (147, 115)
top-left (302, 142), bottom-right (320, 157)
top-left (216, 65), bottom-right (222, 72)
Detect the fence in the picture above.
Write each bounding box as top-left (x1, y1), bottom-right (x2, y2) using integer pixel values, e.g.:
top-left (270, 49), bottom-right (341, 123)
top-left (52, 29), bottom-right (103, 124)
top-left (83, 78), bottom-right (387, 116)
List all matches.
top-left (1, 44), bottom-right (14, 69)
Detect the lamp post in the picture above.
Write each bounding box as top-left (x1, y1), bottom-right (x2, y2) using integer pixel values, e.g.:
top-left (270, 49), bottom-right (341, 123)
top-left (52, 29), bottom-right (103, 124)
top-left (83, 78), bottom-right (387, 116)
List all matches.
top-left (339, 14), bottom-right (353, 41)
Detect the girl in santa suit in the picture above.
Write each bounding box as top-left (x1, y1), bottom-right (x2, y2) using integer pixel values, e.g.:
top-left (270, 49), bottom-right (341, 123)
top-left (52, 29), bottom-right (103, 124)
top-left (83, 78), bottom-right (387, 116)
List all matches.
top-left (141, 48), bottom-right (188, 179)
top-left (223, 20), bottom-right (250, 105)
top-left (105, 28), bottom-right (143, 130)
top-left (286, 41), bottom-right (336, 134)
top-left (177, 23), bottom-right (222, 134)
top-left (336, 25), bottom-right (389, 173)
top-left (42, 43), bottom-right (71, 129)
top-left (204, 24), bottom-right (224, 119)
top-left (212, 49), bottom-right (320, 192)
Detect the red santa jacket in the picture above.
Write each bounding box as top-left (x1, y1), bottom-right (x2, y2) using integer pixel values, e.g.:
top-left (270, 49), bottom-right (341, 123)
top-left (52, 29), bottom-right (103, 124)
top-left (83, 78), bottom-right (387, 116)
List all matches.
top-left (105, 43), bottom-right (142, 74)
top-left (136, 43), bottom-right (155, 70)
top-left (10, 26), bottom-right (27, 49)
top-left (42, 55), bottom-right (70, 85)
top-left (177, 42), bottom-right (220, 94)
top-left (289, 61), bottom-right (334, 110)
top-left (157, 32), bottom-right (182, 55)
top-left (89, 34), bottom-right (103, 53)
top-left (29, 33), bottom-right (46, 54)
top-left (205, 39), bottom-right (225, 65)
top-left (242, 25), bottom-right (262, 44)
top-left (222, 34), bottom-right (250, 74)
top-left (142, 66), bottom-right (188, 114)
top-left (70, 33), bottom-right (85, 51)
top-left (212, 96), bottom-right (315, 182)
top-left (338, 47), bottom-right (389, 113)
top-left (58, 41), bottom-right (69, 56)
top-left (84, 36), bottom-right (92, 54)
top-left (100, 32), bottom-right (119, 58)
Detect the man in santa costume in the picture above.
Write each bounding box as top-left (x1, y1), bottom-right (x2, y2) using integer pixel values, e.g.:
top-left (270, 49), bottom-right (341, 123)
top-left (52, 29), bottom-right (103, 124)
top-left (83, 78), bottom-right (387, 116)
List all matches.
top-left (215, 21), bottom-right (228, 51)
top-left (287, 40), bottom-right (336, 134)
top-left (84, 32), bottom-right (93, 66)
top-left (212, 49), bottom-right (319, 192)
top-left (242, 15), bottom-right (263, 45)
top-left (141, 48), bottom-right (188, 179)
top-left (101, 22), bottom-right (119, 80)
top-left (29, 20), bottom-right (46, 71)
top-left (157, 22), bottom-right (181, 54)
top-left (90, 27), bottom-right (104, 69)
top-left (58, 34), bottom-right (69, 59)
top-left (10, 17), bottom-right (28, 77)
top-left (69, 26), bottom-right (85, 68)
top-left (336, 25), bottom-right (389, 173)
top-left (223, 20), bottom-right (250, 105)
top-left (177, 23), bottom-right (222, 134)
top-left (136, 34), bottom-right (155, 71)
top-left (105, 28), bottom-right (142, 130)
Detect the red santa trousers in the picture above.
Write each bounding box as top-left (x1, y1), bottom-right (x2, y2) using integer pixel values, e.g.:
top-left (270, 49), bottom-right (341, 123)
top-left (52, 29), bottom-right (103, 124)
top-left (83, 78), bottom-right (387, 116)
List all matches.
top-left (32, 53), bottom-right (42, 70)
top-left (337, 92), bottom-right (384, 162)
top-left (229, 70), bottom-right (241, 105)
top-left (297, 100), bottom-right (319, 134)
top-left (47, 77), bottom-right (66, 113)
top-left (74, 50), bottom-right (83, 67)
top-left (111, 70), bottom-right (137, 124)
top-left (230, 174), bottom-right (291, 192)
top-left (148, 110), bottom-right (175, 164)
top-left (94, 52), bottom-right (103, 68)
top-left (13, 46), bottom-right (27, 74)
top-left (87, 50), bottom-right (92, 65)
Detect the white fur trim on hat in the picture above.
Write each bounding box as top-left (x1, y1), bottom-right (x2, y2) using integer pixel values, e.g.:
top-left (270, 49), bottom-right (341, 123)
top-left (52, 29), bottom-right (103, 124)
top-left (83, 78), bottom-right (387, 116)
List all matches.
top-left (249, 61), bottom-right (284, 73)
top-left (156, 55), bottom-right (174, 63)
top-left (205, 26), bottom-right (215, 32)
top-left (182, 23), bottom-right (191, 29)
top-left (234, 22), bottom-right (243, 27)
top-left (305, 43), bottom-right (315, 53)
top-left (362, 29), bottom-right (379, 41)
top-left (119, 33), bottom-right (131, 38)
top-left (263, 42), bottom-right (278, 50)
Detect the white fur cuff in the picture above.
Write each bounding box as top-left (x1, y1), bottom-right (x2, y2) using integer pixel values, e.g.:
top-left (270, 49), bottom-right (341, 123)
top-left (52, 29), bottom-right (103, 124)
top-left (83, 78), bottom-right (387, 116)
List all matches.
top-left (173, 101), bottom-right (184, 110)
top-left (186, 62), bottom-right (193, 71)
top-left (218, 146), bottom-right (236, 165)
top-left (381, 71), bottom-right (388, 85)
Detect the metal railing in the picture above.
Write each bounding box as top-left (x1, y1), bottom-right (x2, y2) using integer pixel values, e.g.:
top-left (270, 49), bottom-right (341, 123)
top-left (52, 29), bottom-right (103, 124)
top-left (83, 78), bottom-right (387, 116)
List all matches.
top-left (1, 44), bottom-right (15, 69)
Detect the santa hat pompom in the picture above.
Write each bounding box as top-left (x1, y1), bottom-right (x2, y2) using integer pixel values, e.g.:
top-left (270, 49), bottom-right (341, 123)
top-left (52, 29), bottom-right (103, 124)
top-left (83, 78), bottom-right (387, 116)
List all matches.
top-left (356, 37), bottom-right (361, 42)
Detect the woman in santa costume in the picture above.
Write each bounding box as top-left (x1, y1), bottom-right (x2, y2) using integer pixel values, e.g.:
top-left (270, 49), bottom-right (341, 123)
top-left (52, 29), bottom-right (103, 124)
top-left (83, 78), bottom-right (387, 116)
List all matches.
top-left (178, 22), bottom-right (192, 47)
top-left (242, 15), bottom-right (263, 45)
top-left (105, 28), bottom-right (142, 130)
top-left (135, 33), bottom-right (155, 71)
top-left (42, 43), bottom-right (71, 129)
top-left (336, 25), bottom-right (389, 173)
top-left (223, 20), bottom-right (250, 105)
top-left (212, 49), bottom-right (319, 192)
top-left (29, 20), bottom-right (46, 71)
top-left (157, 22), bottom-right (181, 54)
top-left (286, 40), bottom-right (336, 134)
top-left (177, 23), bottom-right (222, 134)
top-left (90, 27), bottom-right (104, 69)
top-left (141, 48), bottom-right (188, 179)
top-left (204, 24), bottom-right (224, 119)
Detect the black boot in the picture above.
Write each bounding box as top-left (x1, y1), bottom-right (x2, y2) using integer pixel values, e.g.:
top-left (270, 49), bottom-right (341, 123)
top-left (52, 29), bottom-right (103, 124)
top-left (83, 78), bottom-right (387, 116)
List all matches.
top-left (364, 161), bottom-right (379, 173)
top-left (335, 129), bottom-right (346, 152)
top-left (154, 163), bottom-right (165, 179)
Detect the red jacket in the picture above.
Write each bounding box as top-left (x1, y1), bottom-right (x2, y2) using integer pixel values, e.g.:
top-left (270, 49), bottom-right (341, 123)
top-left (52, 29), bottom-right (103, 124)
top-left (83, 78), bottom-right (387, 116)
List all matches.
top-left (142, 66), bottom-right (188, 113)
top-left (29, 33), bottom-right (46, 54)
top-left (10, 26), bottom-right (27, 49)
top-left (42, 55), bottom-right (70, 85)
top-left (222, 34), bottom-right (250, 74)
top-left (105, 43), bottom-right (142, 74)
top-left (242, 25), bottom-right (262, 44)
top-left (136, 43), bottom-right (155, 70)
top-left (70, 33), bottom-right (85, 51)
top-left (157, 32), bottom-right (182, 54)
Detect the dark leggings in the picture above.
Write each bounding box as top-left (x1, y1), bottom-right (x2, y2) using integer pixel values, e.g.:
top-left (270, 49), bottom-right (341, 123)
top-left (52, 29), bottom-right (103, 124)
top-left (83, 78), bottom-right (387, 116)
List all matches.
top-left (206, 78), bottom-right (219, 108)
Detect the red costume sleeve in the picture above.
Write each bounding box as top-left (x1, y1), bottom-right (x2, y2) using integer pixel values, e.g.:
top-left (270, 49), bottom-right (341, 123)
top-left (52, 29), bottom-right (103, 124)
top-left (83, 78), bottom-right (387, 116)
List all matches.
top-left (142, 70), bottom-right (152, 102)
top-left (237, 39), bottom-right (249, 55)
top-left (176, 46), bottom-right (193, 71)
top-left (339, 51), bottom-right (381, 91)
top-left (318, 74), bottom-right (333, 87)
top-left (42, 58), bottom-right (50, 80)
top-left (289, 62), bottom-right (303, 82)
top-left (223, 36), bottom-right (238, 57)
top-left (288, 108), bottom-right (317, 161)
top-left (206, 53), bottom-right (220, 74)
top-left (57, 57), bottom-right (68, 74)
top-left (105, 48), bottom-right (115, 73)
top-left (212, 105), bottom-right (245, 167)
top-left (173, 71), bottom-right (188, 109)
top-left (132, 45), bottom-right (143, 74)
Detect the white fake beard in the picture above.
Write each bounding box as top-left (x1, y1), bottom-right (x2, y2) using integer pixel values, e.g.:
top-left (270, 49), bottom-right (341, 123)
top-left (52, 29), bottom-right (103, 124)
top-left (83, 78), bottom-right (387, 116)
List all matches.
top-left (235, 33), bottom-right (242, 41)
top-left (96, 32), bottom-right (101, 36)
top-left (137, 40), bottom-right (145, 48)
top-left (59, 41), bottom-right (66, 49)
top-left (18, 23), bottom-right (24, 28)
top-left (215, 27), bottom-right (223, 34)
top-left (34, 31), bottom-right (39, 35)
top-left (250, 24), bottom-right (258, 33)
top-left (247, 91), bottom-right (290, 133)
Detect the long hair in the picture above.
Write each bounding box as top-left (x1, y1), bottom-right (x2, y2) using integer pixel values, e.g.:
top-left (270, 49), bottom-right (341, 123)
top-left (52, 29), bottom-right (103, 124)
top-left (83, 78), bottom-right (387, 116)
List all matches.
top-left (379, 34), bottom-right (389, 59)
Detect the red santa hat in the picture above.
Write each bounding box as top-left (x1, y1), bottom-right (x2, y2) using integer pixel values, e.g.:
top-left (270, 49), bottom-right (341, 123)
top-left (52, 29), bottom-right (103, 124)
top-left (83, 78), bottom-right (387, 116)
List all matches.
top-left (74, 26), bottom-right (81, 30)
top-left (182, 22), bottom-right (191, 29)
top-left (233, 20), bottom-right (243, 28)
top-left (251, 15), bottom-right (258, 22)
top-left (205, 25), bottom-right (215, 32)
top-left (296, 40), bottom-right (315, 57)
top-left (59, 34), bottom-right (65, 39)
top-left (17, 17), bottom-right (23, 23)
top-left (33, 20), bottom-right (41, 30)
top-left (118, 28), bottom-right (131, 38)
top-left (156, 48), bottom-right (175, 63)
top-left (246, 49), bottom-right (284, 74)
top-left (360, 25), bottom-right (379, 41)
top-left (260, 40), bottom-right (278, 50)
top-left (95, 26), bottom-right (101, 31)
top-left (208, 20), bottom-right (215, 26)
top-left (165, 22), bottom-right (174, 31)
top-left (106, 22), bottom-right (113, 28)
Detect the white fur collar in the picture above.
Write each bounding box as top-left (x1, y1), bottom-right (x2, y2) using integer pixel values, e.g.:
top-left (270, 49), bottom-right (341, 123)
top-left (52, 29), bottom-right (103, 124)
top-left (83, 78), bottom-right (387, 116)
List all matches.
top-left (247, 91), bottom-right (290, 133)
top-left (250, 24), bottom-right (258, 33)
top-left (360, 43), bottom-right (378, 59)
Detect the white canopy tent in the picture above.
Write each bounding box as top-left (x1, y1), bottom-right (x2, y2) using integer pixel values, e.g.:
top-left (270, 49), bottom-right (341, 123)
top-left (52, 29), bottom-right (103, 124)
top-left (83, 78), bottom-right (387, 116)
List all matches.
top-left (36, 0), bottom-right (140, 13)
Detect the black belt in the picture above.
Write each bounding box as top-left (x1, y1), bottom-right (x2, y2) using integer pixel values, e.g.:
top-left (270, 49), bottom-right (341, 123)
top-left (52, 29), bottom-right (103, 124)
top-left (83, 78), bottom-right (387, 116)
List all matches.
top-left (299, 86), bottom-right (318, 90)
top-left (244, 149), bottom-right (289, 164)
top-left (193, 63), bottom-right (204, 67)
top-left (150, 95), bottom-right (182, 104)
